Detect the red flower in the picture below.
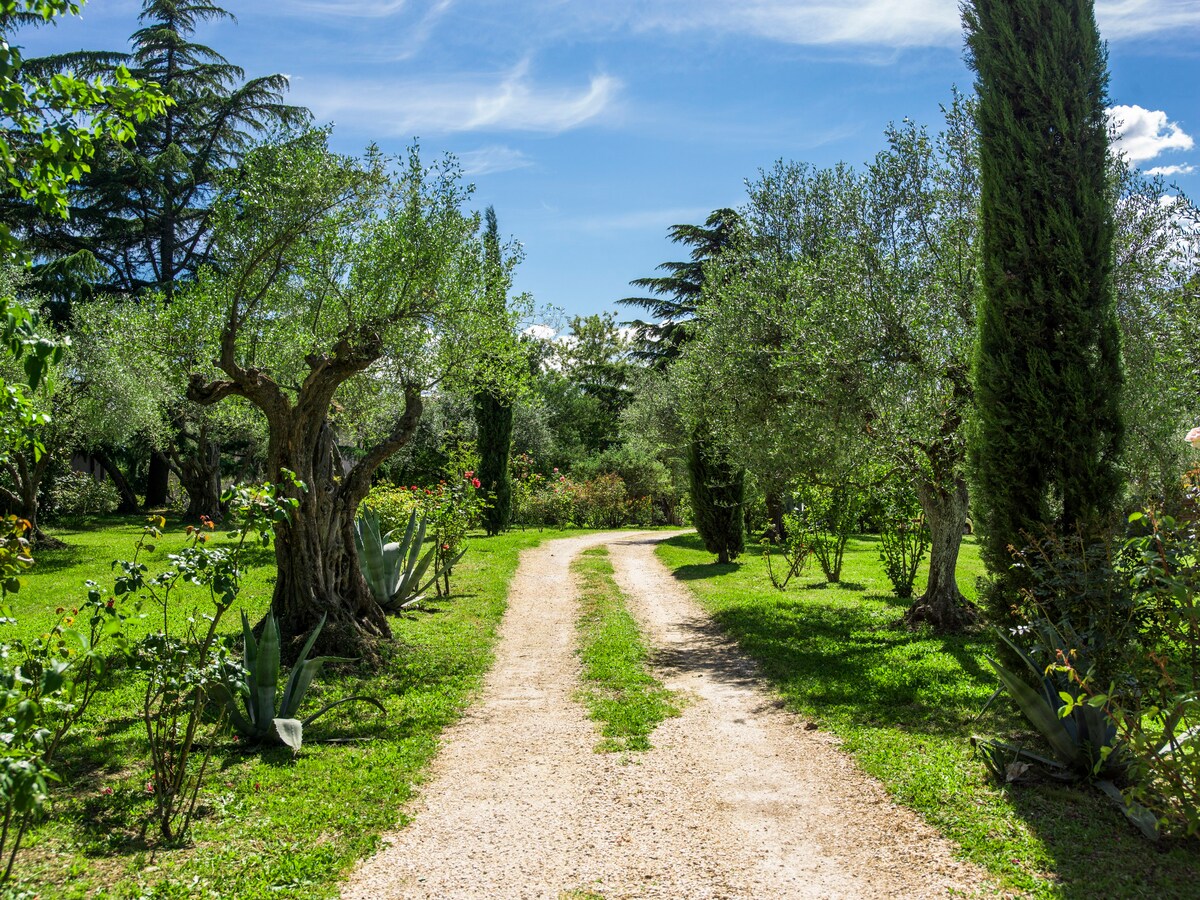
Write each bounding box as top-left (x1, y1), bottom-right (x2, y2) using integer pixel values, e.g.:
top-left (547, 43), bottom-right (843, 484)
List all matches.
top-left (100, 786), bottom-right (113, 796)
top-left (144, 780), bottom-right (155, 795)
top-left (106, 599), bottom-right (115, 609)
top-left (472, 478), bottom-right (481, 489)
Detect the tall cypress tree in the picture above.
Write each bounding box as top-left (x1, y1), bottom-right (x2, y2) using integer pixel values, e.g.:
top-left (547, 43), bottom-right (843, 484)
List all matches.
top-left (965, 0), bottom-right (1123, 623)
top-left (473, 206), bottom-right (514, 536)
top-left (688, 423), bottom-right (745, 564)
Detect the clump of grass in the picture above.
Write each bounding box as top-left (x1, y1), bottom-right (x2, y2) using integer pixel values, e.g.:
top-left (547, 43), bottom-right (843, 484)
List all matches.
top-left (573, 546), bottom-right (680, 752)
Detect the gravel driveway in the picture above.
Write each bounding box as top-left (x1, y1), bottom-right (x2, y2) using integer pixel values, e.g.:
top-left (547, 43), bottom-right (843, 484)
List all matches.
top-left (341, 531), bottom-right (998, 900)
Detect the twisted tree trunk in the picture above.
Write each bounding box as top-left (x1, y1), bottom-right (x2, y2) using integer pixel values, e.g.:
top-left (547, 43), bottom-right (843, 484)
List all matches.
top-left (189, 343), bottom-right (424, 663)
top-left (172, 428), bottom-right (224, 522)
top-left (904, 477), bottom-right (976, 630)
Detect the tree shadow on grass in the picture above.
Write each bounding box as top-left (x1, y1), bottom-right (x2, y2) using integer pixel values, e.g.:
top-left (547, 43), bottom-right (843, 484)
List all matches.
top-left (996, 778), bottom-right (1199, 899)
top-left (673, 581), bottom-right (996, 737)
top-left (26, 543), bottom-right (89, 575)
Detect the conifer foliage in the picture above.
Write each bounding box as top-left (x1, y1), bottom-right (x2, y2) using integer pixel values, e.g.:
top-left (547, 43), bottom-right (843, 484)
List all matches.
top-left (688, 424), bottom-right (745, 565)
top-left (964, 0), bottom-right (1124, 619)
top-left (473, 206), bottom-right (514, 536)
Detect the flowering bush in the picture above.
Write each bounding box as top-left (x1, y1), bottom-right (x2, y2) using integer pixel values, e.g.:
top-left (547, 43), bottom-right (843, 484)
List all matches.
top-left (573, 472), bottom-right (628, 528)
top-left (363, 471), bottom-right (485, 595)
top-left (509, 454), bottom-right (660, 529)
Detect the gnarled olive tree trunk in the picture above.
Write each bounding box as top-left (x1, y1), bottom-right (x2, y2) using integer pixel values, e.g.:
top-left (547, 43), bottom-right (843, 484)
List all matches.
top-left (171, 426), bottom-right (224, 522)
top-left (189, 347), bottom-right (424, 663)
top-left (904, 476), bottom-right (976, 630)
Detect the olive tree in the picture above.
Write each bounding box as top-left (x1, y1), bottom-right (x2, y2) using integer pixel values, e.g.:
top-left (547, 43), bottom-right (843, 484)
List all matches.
top-left (682, 99), bottom-right (981, 628)
top-left (185, 130), bottom-right (519, 658)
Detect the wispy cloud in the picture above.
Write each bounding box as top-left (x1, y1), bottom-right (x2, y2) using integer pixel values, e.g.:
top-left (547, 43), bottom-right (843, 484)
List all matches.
top-left (457, 145), bottom-right (534, 176)
top-left (1095, 0), bottom-right (1200, 39)
top-left (299, 60), bottom-right (619, 135)
top-left (1146, 164), bottom-right (1196, 177)
top-left (290, 0), bottom-right (411, 18)
top-left (558, 0), bottom-right (1200, 48)
top-left (574, 206), bottom-right (715, 233)
top-left (1108, 104), bottom-right (1194, 163)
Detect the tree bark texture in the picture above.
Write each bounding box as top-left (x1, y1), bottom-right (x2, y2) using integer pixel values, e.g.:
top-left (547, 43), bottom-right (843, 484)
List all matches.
top-left (188, 339), bottom-right (425, 662)
top-left (92, 448), bottom-right (140, 514)
top-left (144, 450), bottom-right (172, 508)
top-left (169, 427), bottom-right (225, 525)
top-left (904, 477), bottom-right (976, 630)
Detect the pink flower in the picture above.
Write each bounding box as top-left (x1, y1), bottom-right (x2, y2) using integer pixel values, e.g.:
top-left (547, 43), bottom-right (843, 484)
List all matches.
top-left (144, 780), bottom-right (155, 795)
top-left (1187, 427), bottom-right (1200, 448)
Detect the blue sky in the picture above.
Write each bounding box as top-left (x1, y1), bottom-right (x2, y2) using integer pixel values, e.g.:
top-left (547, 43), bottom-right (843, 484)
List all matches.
top-left (23, 0), bottom-right (1200, 324)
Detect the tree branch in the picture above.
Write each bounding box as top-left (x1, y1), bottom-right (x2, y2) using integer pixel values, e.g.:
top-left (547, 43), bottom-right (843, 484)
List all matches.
top-left (340, 384), bottom-right (423, 510)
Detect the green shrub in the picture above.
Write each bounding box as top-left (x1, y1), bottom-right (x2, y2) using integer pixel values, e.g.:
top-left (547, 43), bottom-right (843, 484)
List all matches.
top-left (877, 483), bottom-right (929, 599)
top-left (46, 470), bottom-right (120, 518)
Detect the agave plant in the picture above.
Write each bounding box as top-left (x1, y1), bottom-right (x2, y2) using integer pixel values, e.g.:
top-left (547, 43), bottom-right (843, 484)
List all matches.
top-left (214, 612), bottom-right (384, 751)
top-left (972, 626), bottom-right (1157, 838)
top-left (354, 508), bottom-right (463, 611)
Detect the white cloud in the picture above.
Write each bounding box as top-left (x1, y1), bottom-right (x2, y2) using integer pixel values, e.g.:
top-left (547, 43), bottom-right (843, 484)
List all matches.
top-left (1146, 164), bottom-right (1196, 177)
top-left (625, 0), bottom-right (959, 47)
top-left (457, 145), bottom-right (534, 176)
top-left (522, 323), bottom-right (558, 341)
top-left (1095, 0), bottom-right (1200, 39)
top-left (1108, 105), bottom-right (1194, 163)
top-left (565, 0), bottom-right (1200, 49)
top-left (299, 60), bottom-right (618, 135)
top-left (291, 0), bottom-right (412, 18)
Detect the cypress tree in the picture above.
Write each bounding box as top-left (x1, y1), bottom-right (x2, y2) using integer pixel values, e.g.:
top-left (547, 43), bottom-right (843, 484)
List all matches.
top-left (688, 424), bottom-right (745, 564)
top-left (473, 206), bottom-right (514, 536)
top-left (964, 0), bottom-right (1123, 624)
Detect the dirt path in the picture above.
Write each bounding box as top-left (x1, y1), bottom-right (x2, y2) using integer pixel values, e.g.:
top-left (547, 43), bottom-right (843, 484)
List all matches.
top-left (342, 532), bottom-right (997, 900)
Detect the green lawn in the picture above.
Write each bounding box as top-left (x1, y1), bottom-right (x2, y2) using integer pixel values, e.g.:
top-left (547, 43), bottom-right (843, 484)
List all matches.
top-left (573, 546), bottom-right (680, 752)
top-left (656, 533), bottom-right (1199, 899)
top-left (7, 516), bottom-right (580, 899)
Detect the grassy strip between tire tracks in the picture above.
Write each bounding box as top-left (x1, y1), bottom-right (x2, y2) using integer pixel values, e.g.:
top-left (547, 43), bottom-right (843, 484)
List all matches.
top-left (655, 532), bottom-right (1199, 900)
top-left (573, 546), bottom-right (680, 753)
top-left (6, 517), bottom-right (588, 900)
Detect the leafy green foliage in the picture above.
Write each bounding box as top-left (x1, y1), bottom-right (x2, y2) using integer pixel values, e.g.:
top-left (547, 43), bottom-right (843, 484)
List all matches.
top-left (687, 424), bottom-right (744, 564)
top-left (123, 479), bottom-right (299, 842)
top-left (878, 518), bottom-right (929, 600)
top-left (793, 479), bottom-right (862, 584)
top-left (0, 0), bottom-right (169, 260)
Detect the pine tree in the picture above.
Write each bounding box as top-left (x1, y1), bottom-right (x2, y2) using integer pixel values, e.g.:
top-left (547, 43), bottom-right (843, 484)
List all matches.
top-left (24, 0), bottom-right (308, 512)
top-left (688, 423), bottom-right (744, 564)
top-left (964, 0), bottom-right (1124, 623)
top-left (621, 210), bottom-right (750, 553)
top-left (33, 0), bottom-right (308, 304)
top-left (473, 206), bottom-right (514, 536)
top-left (618, 208), bottom-right (740, 368)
